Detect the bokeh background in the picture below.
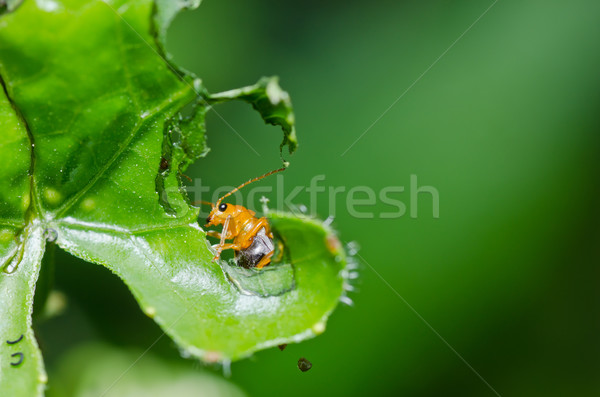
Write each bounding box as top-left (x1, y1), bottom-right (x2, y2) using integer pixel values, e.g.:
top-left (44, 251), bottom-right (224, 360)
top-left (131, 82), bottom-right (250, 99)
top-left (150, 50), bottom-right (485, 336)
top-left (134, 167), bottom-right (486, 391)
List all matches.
top-left (38, 0), bottom-right (600, 396)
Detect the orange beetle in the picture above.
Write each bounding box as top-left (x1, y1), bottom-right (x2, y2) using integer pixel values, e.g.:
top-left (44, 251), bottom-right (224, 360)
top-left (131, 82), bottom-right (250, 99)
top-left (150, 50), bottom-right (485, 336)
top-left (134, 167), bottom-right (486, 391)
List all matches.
top-left (202, 168), bottom-right (285, 269)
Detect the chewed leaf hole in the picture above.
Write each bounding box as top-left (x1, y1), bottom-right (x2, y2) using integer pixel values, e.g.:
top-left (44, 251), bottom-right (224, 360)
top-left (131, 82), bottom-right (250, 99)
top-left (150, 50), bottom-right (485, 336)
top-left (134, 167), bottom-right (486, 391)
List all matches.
top-left (221, 236), bottom-right (296, 297)
top-left (222, 261), bottom-right (296, 297)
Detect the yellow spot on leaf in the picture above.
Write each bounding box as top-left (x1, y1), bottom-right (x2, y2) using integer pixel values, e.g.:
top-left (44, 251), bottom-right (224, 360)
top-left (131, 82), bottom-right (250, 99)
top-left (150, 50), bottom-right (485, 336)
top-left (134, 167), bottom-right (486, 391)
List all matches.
top-left (81, 198), bottom-right (95, 211)
top-left (0, 229), bottom-right (14, 243)
top-left (21, 194), bottom-right (30, 211)
top-left (43, 188), bottom-right (62, 205)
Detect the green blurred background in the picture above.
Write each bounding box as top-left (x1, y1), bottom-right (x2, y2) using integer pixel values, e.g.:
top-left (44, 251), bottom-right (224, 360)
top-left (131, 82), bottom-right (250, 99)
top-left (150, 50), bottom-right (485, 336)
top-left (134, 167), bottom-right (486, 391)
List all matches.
top-left (38, 0), bottom-right (600, 396)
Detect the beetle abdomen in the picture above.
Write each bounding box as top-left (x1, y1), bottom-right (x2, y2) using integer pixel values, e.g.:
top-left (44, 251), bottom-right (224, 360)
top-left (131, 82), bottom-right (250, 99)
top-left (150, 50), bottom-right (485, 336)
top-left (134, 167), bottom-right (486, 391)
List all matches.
top-left (236, 228), bottom-right (274, 269)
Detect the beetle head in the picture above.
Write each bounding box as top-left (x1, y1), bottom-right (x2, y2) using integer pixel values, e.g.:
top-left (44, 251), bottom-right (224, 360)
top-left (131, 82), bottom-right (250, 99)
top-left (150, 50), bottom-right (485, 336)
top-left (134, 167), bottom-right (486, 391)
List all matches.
top-left (205, 202), bottom-right (231, 227)
top-left (203, 167), bottom-right (286, 227)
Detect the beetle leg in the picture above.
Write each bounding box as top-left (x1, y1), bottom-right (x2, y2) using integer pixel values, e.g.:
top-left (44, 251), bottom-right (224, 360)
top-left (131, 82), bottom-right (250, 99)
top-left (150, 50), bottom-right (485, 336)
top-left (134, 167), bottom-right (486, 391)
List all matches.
top-left (211, 215), bottom-right (232, 260)
top-left (255, 250), bottom-right (274, 269)
top-left (219, 216), bottom-right (231, 246)
top-left (212, 215), bottom-right (235, 261)
top-left (212, 243), bottom-right (243, 261)
top-left (217, 243), bottom-right (243, 251)
top-left (206, 230), bottom-right (222, 239)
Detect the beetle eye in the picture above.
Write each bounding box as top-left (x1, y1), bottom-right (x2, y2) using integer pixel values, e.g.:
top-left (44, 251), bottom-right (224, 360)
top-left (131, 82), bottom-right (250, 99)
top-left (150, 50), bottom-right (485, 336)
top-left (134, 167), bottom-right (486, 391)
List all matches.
top-left (218, 203), bottom-right (227, 212)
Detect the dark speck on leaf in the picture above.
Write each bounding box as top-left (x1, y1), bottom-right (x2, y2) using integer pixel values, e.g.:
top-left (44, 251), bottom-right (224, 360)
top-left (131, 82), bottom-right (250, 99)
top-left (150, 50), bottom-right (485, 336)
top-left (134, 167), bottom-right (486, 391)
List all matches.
top-left (298, 357), bottom-right (312, 372)
top-left (278, 344), bottom-right (287, 351)
top-left (159, 156), bottom-right (169, 171)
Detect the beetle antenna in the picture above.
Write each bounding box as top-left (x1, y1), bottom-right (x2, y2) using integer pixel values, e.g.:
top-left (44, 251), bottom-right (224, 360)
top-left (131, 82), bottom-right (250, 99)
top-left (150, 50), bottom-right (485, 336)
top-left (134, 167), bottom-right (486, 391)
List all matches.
top-left (193, 200), bottom-right (215, 208)
top-left (217, 167), bottom-right (286, 204)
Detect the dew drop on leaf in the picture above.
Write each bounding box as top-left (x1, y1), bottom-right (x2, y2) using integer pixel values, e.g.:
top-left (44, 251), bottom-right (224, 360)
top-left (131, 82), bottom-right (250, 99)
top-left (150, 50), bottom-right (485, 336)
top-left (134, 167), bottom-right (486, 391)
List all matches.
top-left (2, 238), bottom-right (25, 274)
top-left (43, 228), bottom-right (57, 242)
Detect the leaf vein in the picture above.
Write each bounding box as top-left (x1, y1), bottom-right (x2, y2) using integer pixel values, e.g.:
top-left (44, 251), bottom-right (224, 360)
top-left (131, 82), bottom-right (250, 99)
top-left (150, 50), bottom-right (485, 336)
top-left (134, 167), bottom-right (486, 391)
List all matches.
top-left (52, 86), bottom-right (192, 219)
top-left (56, 218), bottom-right (199, 235)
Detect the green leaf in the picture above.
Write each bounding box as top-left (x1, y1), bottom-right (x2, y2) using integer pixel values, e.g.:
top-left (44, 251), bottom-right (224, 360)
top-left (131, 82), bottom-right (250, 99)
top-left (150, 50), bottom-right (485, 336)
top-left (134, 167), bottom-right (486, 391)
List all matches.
top-left (156, 77), bottom-right (298, 214)
top-left (0, 222), bottom-right (47, 396)
top-left (0, 73), bottom-right (47, 395)
top-left (153, 0), bottom-right (202, 48)
top-left (0, 75), bottom-right (30, 223)
top-left (209, 76), bottom-right (299, 158)
top-left (47, 343), bottom-right (247, 397)
top-left (56, 211), bottom-right (348, 361)
top-left (0, 0), bottom-right (347, 389)
top-left (0, 0), bottom-right (23, 15)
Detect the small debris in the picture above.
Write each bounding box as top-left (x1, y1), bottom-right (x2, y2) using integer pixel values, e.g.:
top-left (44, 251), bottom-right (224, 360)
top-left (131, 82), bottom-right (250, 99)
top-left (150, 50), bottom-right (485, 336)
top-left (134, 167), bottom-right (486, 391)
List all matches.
top-left (204, 351), bottom-right (222, 363)
top-left (326, 234), bottom-right (341, 254)
top-left (159, 156), bottom-right (169, 171)
top-left (297, 357), bottom-right (312, 372)
top-left (277, 344), bottom-right (287, 351)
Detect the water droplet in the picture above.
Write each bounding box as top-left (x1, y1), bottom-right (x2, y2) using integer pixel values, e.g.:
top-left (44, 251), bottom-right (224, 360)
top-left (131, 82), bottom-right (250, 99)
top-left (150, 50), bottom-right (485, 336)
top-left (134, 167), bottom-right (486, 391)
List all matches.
top-left (4, 260), bottom-right (18, 274)
top-left (312, 322), bottom-right (326, 334)
top-left (221, 359), bottom-right (232, 378)
top-left (3, 244), bottom-right (24, 274)
top-left (345, 241), bottom-right (360, 256)
top-left (144, 306), bottom-right (156, 318)
top-left (43, 228), bottom-right (57, 242)
top-left (346, 259), bottom-right (359, 270)
top-left (192, 78), bottom-right (203, 91)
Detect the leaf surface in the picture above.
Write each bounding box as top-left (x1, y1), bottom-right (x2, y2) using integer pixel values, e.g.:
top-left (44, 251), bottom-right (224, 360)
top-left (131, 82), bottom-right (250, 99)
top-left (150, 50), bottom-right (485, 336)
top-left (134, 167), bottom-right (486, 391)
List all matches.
top-left (47, 343), bottom-right (247, 397)
top-left (0, 71), bottom-right (46, 395)
top-left (0, 3), bottom-right (349, 394)
top-left (0, 223), bottom-right (47, 396)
